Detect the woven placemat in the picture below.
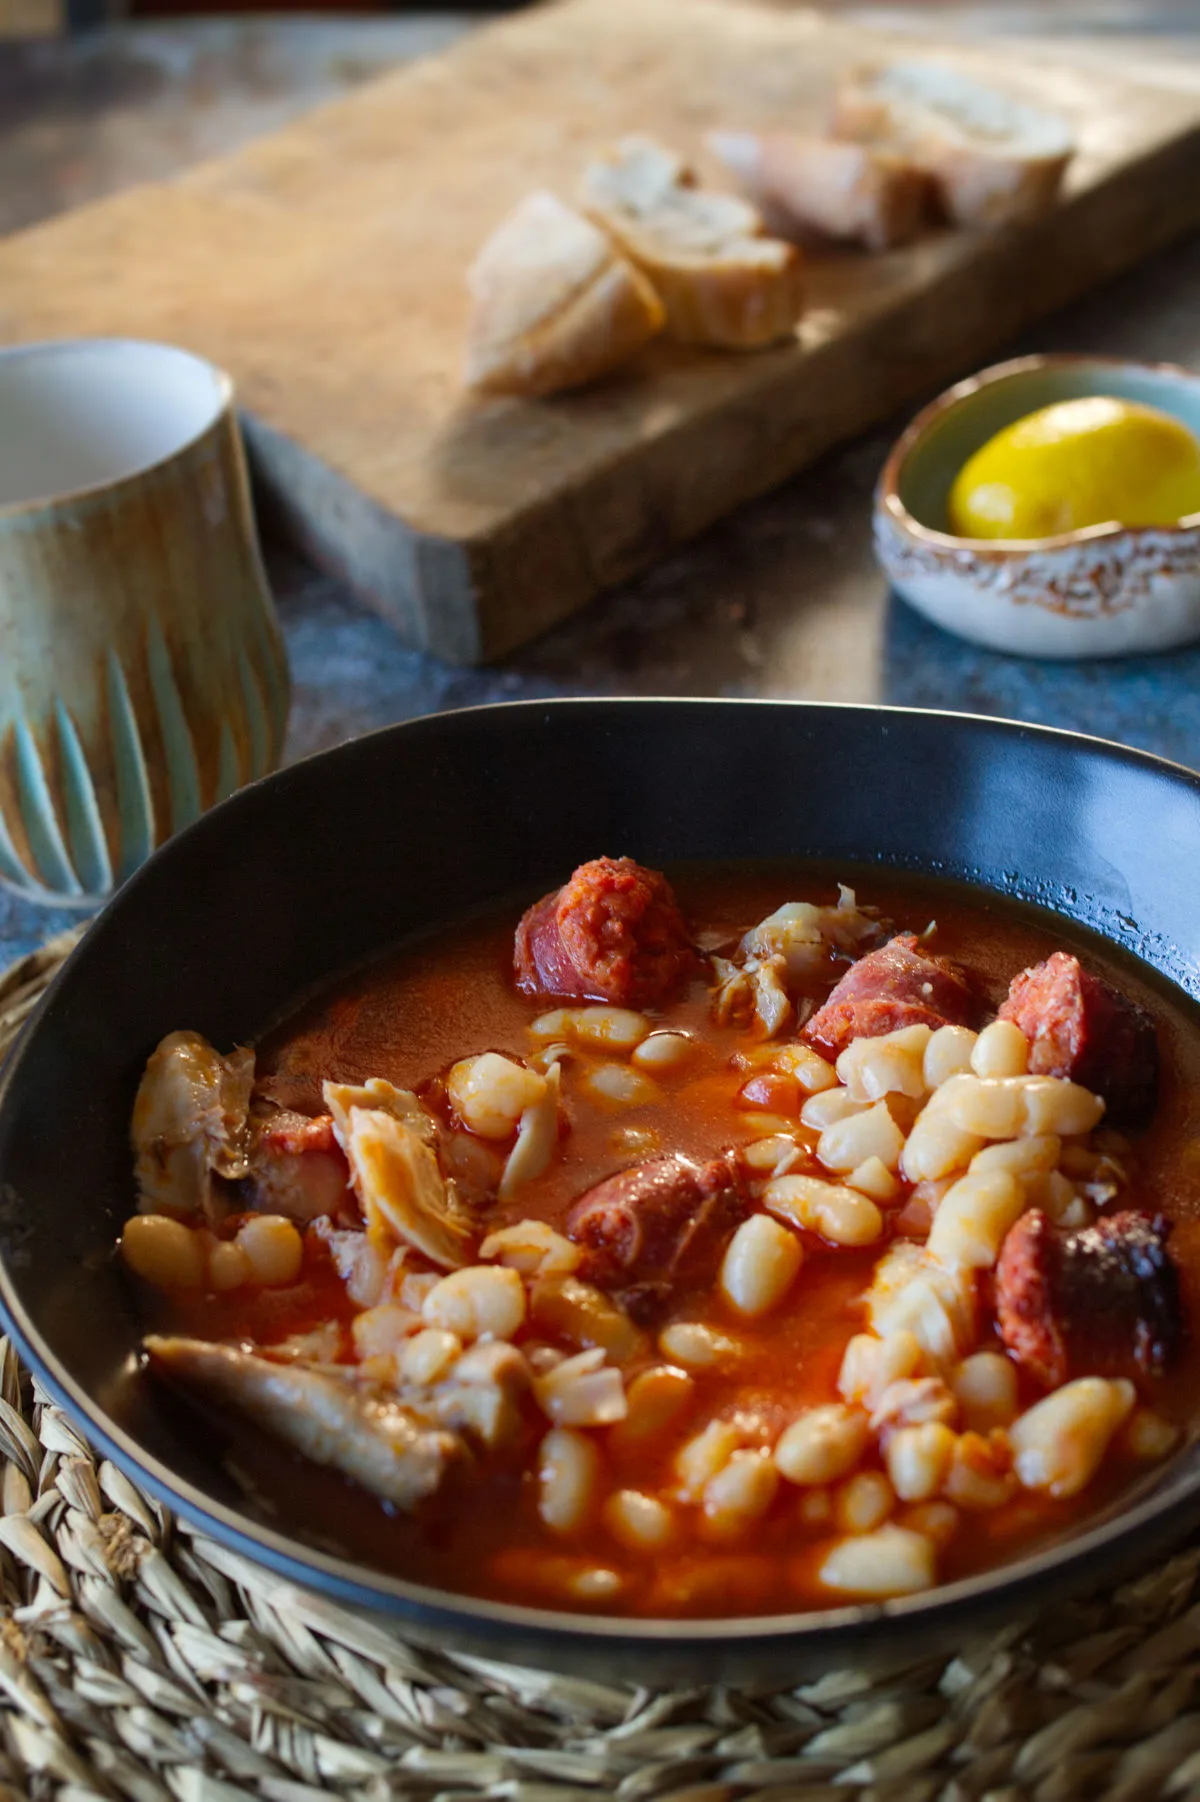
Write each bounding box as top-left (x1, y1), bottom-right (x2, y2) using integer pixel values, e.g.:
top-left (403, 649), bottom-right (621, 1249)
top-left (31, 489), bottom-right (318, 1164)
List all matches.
top-left (3, 939), bottom-right (1200, 1802)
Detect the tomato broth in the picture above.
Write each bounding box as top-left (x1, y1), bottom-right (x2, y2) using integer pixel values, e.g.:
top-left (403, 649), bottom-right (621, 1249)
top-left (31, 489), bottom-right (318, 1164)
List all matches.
top-left (127, 865), bottom-right (1200, 1618)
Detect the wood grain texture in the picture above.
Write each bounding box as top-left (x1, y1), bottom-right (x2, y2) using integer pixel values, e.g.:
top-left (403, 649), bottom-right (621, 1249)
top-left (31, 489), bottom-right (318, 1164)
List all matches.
top-left (3, 0), bottom-right (1200, 662)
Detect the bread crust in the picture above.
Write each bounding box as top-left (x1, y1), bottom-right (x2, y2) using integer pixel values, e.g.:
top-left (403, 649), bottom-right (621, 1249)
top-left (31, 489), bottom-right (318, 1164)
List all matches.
top-left (464, 191), bottom-right (664, 398)
top-left (708, 130), bottom-right (931, 252)
top-left (581, 135), bottom-right (804, 351)
top-left (832, 64), bottom-right (1074, 228)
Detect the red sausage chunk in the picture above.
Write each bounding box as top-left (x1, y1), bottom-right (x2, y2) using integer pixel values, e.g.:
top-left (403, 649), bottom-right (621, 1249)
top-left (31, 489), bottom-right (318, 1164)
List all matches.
top-left (996, 1208), bottom-right (1183, 1389)
top-left (998, 952), bottom-right (1158, 1127)
top-left (804, 932), bottom-right (979, 1061)
top-left (566, 1152), bottom-right (746, 1297)
top-left (245, 1109), bottom-right (353, 1224)
top-left (514, 856), bottom-right (695, 1007)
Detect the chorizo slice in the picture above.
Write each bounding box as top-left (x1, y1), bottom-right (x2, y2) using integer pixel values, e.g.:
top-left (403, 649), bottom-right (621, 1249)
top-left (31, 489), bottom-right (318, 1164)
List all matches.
top-left (996, 1207), bottom-right (1183, 1389)
top-left (804, 932), bottom-right (980, 1061)
top-left (566, 1151), bottom-right (747, 1294)
top-left (515, 856), bottom-right (695, 1008)
top-left (998, 952), bottom-right (1159, 1127)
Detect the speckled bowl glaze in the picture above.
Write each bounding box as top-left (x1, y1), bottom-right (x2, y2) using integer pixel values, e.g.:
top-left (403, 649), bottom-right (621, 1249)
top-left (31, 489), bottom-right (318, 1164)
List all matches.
top-left (875, 355), bottom-right (1200, 659)
top-left (0, 339), bottom-right (290, 905)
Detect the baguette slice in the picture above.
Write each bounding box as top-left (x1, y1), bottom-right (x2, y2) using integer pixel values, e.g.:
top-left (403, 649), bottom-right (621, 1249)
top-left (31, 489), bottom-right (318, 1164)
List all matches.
top-left (465, 191), bottom-right (665, 398)
top-left (832, 62), bottom-right (1074, 228)
top-left (707, 130), bottom-right (930, 252)
top-left (581, 134), bottom-right (804, 351)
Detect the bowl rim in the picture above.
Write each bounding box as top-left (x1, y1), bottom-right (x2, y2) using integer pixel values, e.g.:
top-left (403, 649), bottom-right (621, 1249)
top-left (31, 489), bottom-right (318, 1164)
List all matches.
top-left (5, 694), bottom-right (1200, 1664)
top-left (877, 351), bottom-right (1200, 556)
top-left (0, 336), bottom-right (236, 524)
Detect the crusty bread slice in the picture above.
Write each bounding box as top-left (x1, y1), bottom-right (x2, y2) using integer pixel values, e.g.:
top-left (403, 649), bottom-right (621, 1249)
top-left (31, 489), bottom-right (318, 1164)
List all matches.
top-left (832, 62), bottom-right (1074, 228)
top-left (707, 130), bottom-right (930, 252)
top-left (464, 190), bottom-right (665, 398)
top-left (581, 135), bottom-right (804, 351)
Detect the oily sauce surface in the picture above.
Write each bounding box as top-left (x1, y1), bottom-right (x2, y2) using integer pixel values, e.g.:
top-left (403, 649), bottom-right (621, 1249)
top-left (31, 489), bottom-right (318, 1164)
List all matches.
top-left (172, 866), bottom-right (1200, 1617)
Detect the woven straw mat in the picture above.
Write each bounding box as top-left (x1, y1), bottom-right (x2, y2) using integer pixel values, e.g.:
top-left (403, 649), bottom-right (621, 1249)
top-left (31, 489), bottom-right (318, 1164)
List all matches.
top-left (2, 931), bottom-right (1200, 1802)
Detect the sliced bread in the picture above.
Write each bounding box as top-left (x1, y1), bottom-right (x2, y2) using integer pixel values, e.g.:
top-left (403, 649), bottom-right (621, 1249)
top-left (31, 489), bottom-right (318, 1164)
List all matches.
top-left (581, 134), bottom-right (804, 350)
top-left (464, 190), bottom-right (664, 398)
top-left (832, 61), bottom-right (1074, 228)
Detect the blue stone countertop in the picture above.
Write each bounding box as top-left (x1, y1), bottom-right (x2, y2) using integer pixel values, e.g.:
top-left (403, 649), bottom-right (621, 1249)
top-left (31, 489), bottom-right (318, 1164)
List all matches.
top-left (5, 17), bottom-right (1200, 965)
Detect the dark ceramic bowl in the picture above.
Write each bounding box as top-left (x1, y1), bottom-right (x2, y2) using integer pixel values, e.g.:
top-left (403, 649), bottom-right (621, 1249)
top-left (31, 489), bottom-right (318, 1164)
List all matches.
top-left (1, 699), bottom-right (1199, 1685)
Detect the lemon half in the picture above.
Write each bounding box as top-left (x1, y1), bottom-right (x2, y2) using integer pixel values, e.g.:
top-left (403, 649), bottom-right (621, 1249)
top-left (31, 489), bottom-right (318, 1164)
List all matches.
top-left (947, 396), bottom-right (1200, 542)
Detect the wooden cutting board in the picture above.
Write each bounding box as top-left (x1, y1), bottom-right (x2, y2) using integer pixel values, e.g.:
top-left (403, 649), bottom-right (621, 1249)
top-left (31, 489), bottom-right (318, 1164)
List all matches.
top-left (4, 0), bottom-right (1200, 663)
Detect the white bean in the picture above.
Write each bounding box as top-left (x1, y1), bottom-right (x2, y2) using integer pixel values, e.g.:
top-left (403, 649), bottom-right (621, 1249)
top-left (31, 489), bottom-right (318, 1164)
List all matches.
top-left (886, 1422), bottom-right (956, 1502)
top-left (538, 1428), bottom-right (601, 1535)
top-left (397, 1328), bottom-right (462, 1385)
top-left (970, 1019), bottom-right (1029, 1079)
top-left (632, 1032), bottom-right (693, 1071)
top-left (837, 1025), bottom-right (931, 1103)
top-left (720, 1214), bottom-right (803, 1318)
top-left (122, 1215), bottom-right (205, 1290)
top-left (573, 1006), bottom-right (651, 1052)
top-left (776, 1043), bottom-right (838, 1094)
top-left (847, 1156), bottom-right (898, 1202)
top-left (940, 1073), bottom-right (1105, 1141)
top-left (901, 1097), bottom-right (985, 1184)
top-left (764, 1174), bottom-right (883, 1248)
top-left (534, 1349), bottom-right (626, 1427)
top-left (951, 1353), bottom-right (1018, 1433)
top-left (838, 1330), bottom-right (923, 1408)
top-left (582, 1065), bottom-right (662, 1107)
top-left (817, 1102), bottom-right (905, 1176)
top-left (530, 1009), bottom-right (578, 1040)
top-left (969, 1135), bottom-right (1061, 1179)
top-left (1010, 1378), bottom-right (1135, 1497)
top-left (207, 1239), bottom-right (251, 1293)
top-left (1122, 1408), bottom-right (1180, 1461)
top-left (800, 1088), bottom-right (867, 1131)
top-left (775, 1405), bottom-right (870, 1486)
top-left (834, 1470), bottom-right (895, 1534)
top-left (820, 1525), bottom-right (936, 1597)
top-left (742, 1135), bottom-right (800, 1173)
top-left (702, 1450), bottom-right (779, 1540)
top-left (236, 1215), bottom-right (304, 1287)
top-left (604, 1489), bottom-right (677, 1551)
top-left (611, 1366), bottom-right (695, 1451)
top-left (352, 1304), bottom-right (421, 1360)
top-left (923, 1025), bottom-right (978, 1089)
top-left (448, 1053), bottom-right (547, 1139)
top-left (659, 1321), bottom-right (744, 1369)
top-left (925, 1169), bottom-right (1025, 1270)
top-left (423, 1265), bottom-right (526, 1341)
top-left (675, 1419), bottom-right (740, 1500)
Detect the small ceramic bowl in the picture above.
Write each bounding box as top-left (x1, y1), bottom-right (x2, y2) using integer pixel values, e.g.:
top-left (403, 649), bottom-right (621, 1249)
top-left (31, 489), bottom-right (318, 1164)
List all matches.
top-left (0, 339), bottom-right (290, 906)
top-left (875, 354), bottom-right (1200, 658)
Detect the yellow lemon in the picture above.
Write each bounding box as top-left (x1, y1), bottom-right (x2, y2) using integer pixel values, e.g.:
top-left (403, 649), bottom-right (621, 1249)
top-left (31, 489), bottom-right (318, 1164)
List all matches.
top-left (948, 396), bottom-right (1200, 541)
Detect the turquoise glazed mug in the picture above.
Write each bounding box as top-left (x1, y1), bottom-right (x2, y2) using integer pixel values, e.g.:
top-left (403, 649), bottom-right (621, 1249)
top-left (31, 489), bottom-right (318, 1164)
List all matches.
top-left (0, 338), bottom-right (290, 903)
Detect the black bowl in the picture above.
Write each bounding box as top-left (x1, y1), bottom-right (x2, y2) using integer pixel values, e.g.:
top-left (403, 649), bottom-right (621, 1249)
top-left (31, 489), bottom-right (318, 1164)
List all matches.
top-left (2, 699), bottom-right (1200, 1685)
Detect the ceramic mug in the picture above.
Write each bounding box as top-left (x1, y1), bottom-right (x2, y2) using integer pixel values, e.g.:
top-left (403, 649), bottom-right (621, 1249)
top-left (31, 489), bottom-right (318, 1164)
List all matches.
top-left (0, 338), bottom-right (290, 904)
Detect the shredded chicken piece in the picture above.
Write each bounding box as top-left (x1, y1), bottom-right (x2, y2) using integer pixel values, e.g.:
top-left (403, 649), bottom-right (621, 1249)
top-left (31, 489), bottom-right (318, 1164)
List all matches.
top-left (132, 1031), bottom-right (255, 1221)
top-left (323, 1078), bottom-right (437, 1146)
top-left (145, 1337), bottom-right (462, 1509)
top-left (739, 889), bottom-right (880, 979)
top-left (325, 1081), bottom-right (475, 1270)
top-left (711, 889), bottom-right (881, 1039)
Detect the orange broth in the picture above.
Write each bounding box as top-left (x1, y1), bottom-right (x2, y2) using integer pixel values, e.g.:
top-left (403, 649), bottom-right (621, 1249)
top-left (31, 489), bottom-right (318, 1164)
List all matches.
top-left (159, 866), bottom-right (1200, 1618)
